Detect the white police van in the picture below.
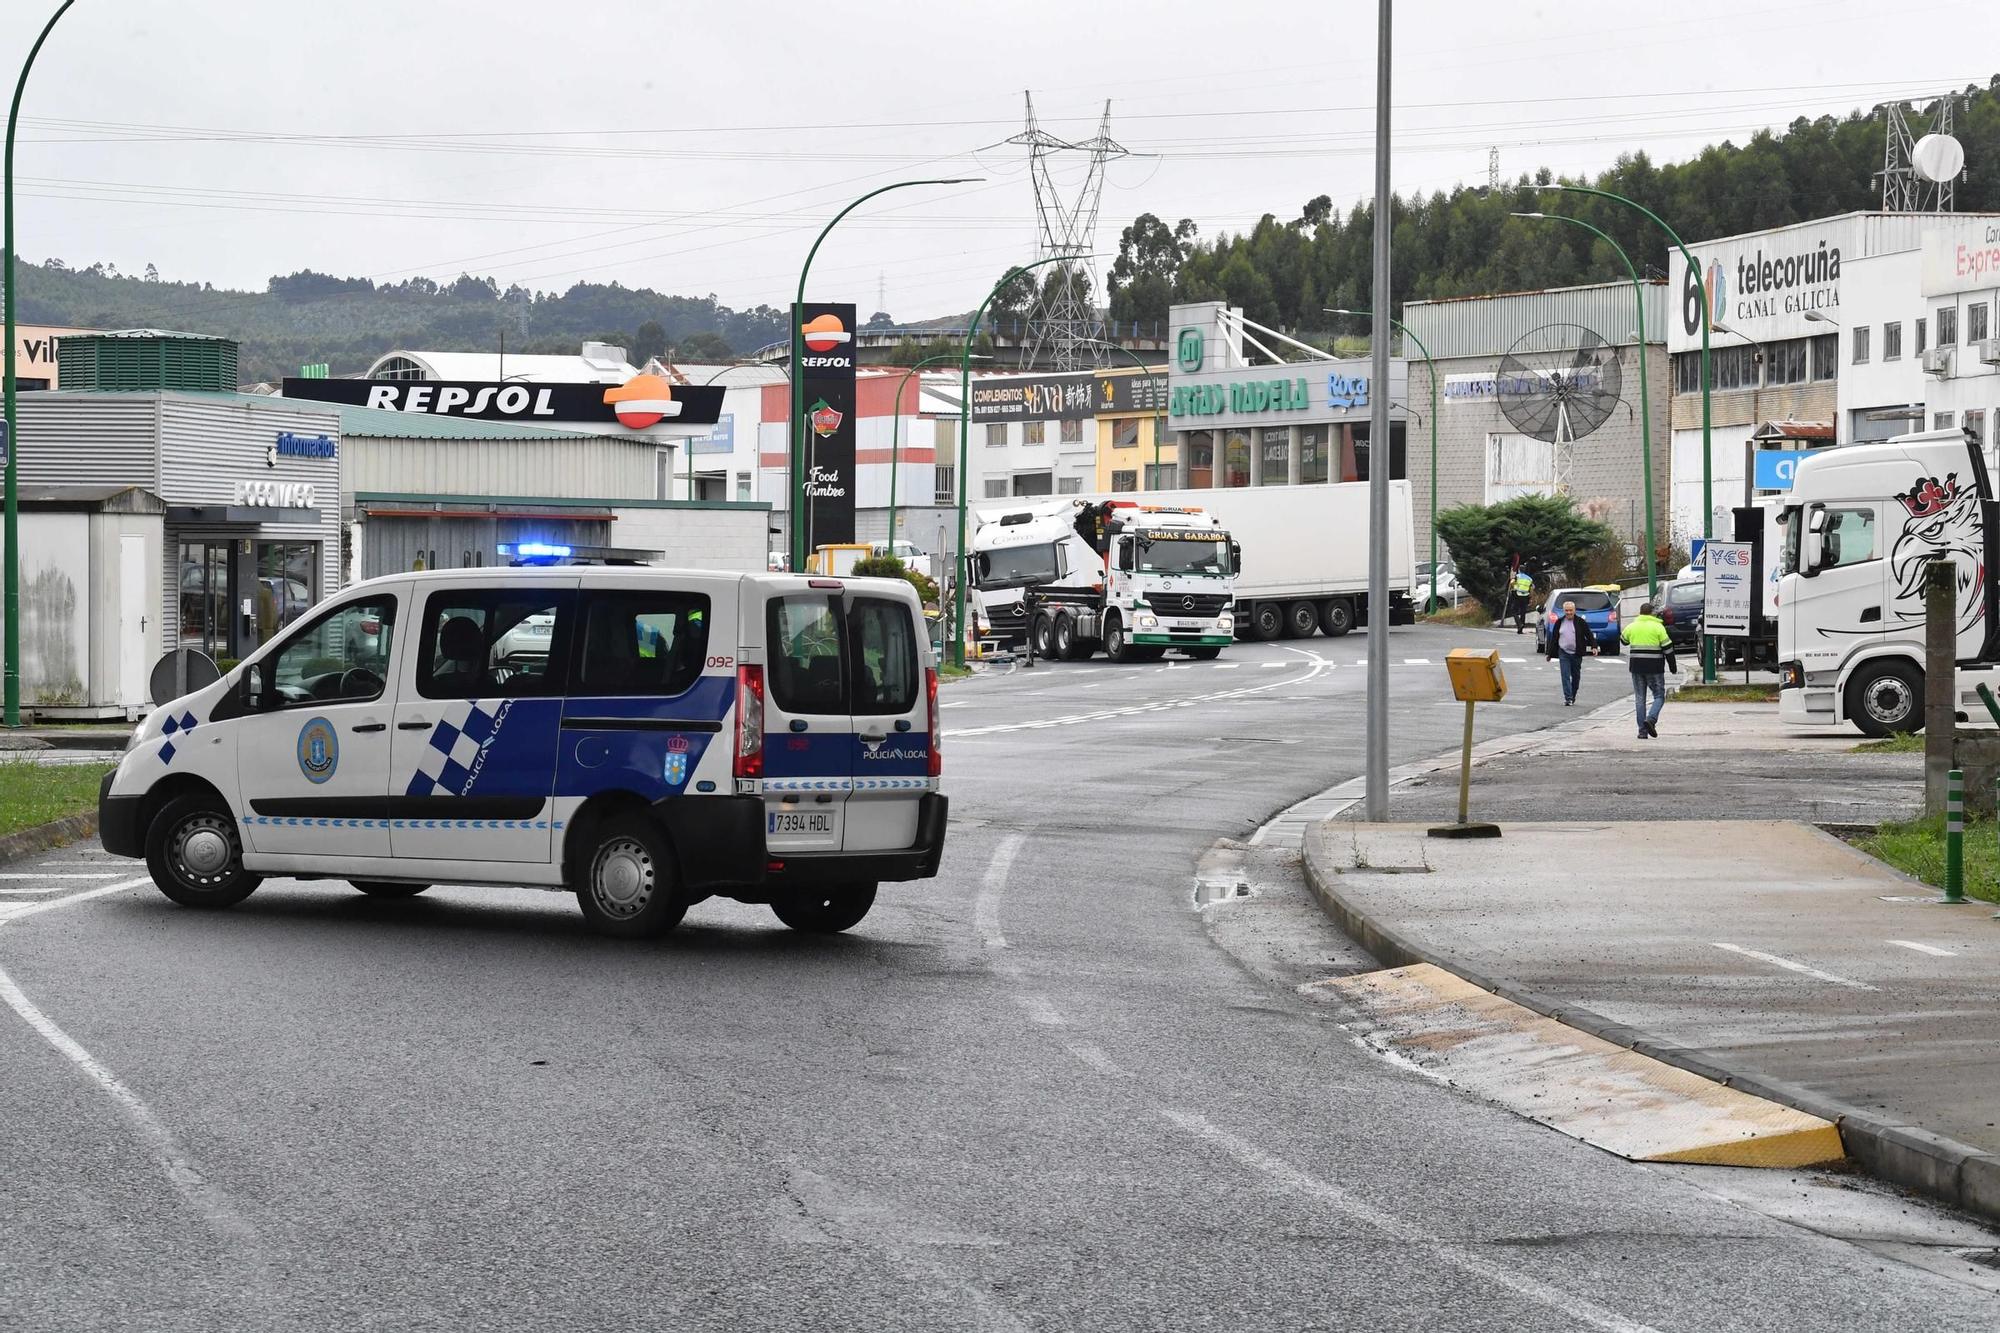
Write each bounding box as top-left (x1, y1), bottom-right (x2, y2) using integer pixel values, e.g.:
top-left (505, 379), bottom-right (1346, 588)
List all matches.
top-left (99, 568), bottom-right (946, 937)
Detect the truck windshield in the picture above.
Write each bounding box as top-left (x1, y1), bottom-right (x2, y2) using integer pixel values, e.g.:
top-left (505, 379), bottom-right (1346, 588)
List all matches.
top-left (976, 542), bottom-right (1060, 588)
top-left (1136, 536), bottom-right (1233, 576)
top-left (1779, 505), bottom-right (1801, 575)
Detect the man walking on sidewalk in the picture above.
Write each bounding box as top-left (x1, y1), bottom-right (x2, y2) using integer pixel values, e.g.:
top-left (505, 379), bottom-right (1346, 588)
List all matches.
top-left (1508, 565), bottom-right (1534, 634)
top-left (1545, 599), bottom-right (1597, 705)
top-left (1621, 600), bottom-right (1677, 738)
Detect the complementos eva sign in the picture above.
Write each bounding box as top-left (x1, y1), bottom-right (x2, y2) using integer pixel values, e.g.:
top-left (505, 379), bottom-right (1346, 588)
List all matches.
top-left (281, 376), bottom-right (725, 429)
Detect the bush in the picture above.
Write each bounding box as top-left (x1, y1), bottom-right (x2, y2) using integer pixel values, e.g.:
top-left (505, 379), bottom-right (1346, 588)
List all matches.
top-left (1435, 494), bottom-right (1618, 615)
top-left (851, 554), bottom-right (939, 606)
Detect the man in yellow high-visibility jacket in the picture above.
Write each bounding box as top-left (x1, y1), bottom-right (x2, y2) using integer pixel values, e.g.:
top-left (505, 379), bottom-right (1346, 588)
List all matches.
top-left (1621, 600), bottom-right (1678, 739)
top-left (1508, 567), bottom-right (1534, 634)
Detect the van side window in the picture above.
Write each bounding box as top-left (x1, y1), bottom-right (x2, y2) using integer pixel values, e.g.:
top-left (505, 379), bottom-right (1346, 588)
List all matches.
top-left (262, 596), bottom-right (397, 708)
top-left (768, 595), bottom-right (846, 715)
top-left (417, 590), bottom-right (573, 700)
top-left (573, 591), bottom-right (711, 697)
top-left (849, 598), bottom-right (917, 714)
top-left (1823, 507), bottom-right (1877, 569)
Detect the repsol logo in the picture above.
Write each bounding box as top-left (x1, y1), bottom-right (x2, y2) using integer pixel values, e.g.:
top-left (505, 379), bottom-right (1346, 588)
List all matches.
top-left (798, 355), bottom-right (852, 369)
top-left (364, 383), bottom-right (556, 416)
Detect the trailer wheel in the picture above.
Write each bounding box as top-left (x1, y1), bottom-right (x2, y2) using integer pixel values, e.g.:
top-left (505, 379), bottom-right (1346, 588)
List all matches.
top-left (1845, 661), bottom-right (1923, 737)
top-left (1103, 614), bottom-right (1140, 664)
top-left (1053, 613), bottom-right (1081, 660)
top-left (1318, 598), bottom-right (1354, 637)
top-left (1282, 601), bottom-right (1319, 638)
top-left (1250, 602), bottom-right (1285, 641)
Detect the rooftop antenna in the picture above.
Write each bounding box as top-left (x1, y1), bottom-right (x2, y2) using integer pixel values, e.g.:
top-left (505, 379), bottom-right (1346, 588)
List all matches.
top-left (1880, 93), bottom-right (1964, 212)
top-left (1008, 93), bottom-right (1127, 371)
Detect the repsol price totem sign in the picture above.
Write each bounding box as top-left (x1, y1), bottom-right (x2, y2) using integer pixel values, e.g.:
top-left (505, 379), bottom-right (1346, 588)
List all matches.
top-left (798, 302), bottom-right (857, 548)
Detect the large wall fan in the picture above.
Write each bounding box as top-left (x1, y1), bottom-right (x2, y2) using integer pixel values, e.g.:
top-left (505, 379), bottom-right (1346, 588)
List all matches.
top-left (1496, 323), bottom-right (1623, 494)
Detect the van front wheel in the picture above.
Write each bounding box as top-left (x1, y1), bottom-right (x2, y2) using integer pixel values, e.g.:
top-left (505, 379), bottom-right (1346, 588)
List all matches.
top-left (146, 793), bottom-right (261, 909)
top-left (575, 814), bottom-right (687, 938)
top-left (772, 883), bottom-right (876, 934)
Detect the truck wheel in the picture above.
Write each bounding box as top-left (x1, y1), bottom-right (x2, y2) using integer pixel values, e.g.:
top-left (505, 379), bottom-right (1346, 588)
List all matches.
top-left (1103, 614), bottom-right (1140, 664)
top-left (1845, 662), bottom-right (1923, 737)
top-left (1319, 599), bottom-right (1354, 637)
top-left (1250, 602), bottom-right (1284, 641)
top-left (145, 792), bottom-right (262, 909)
top-left (772, 883), bottom-right (876, 934)
top-left (575, 813), bottom-right (687, 938)
top-left (1283, 601), bottom-right (1319, 638)
top-left (350, 880), bottom-right (429, 898)
top-left (1053, 613), bottom-right (1080, 660)
top-left (1031, 613), bottom-right (1057, 660)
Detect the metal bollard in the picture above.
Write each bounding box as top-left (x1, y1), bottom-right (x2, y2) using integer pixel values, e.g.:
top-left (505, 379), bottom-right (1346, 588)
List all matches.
top-left (1944, 768), bottom-right (1965, 904)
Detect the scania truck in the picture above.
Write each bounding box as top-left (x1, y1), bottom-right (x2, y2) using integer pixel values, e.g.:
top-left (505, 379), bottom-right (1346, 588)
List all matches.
top-left (1777, 427), bottom-right (2000, 735)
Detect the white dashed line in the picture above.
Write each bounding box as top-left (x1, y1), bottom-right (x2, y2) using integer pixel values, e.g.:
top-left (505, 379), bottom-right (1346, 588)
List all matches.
top-left (1211, 663), bottom-right (1240, 669)
top-left (1402, 658), bottom-right (1434, 666)
top-left (1017, 994), bottom-right (1066, 1027)
top-left (1066, 1042), bottom-right (1130, 1077)
top-left (1260, 661), bottom-right (1285, 668)
top-left (1887, 939), bottom-right (1957, 957)
top-left (1712, 942), bottom-right (1879, 991)
top-left (0, 872), bottom-right (125, 881)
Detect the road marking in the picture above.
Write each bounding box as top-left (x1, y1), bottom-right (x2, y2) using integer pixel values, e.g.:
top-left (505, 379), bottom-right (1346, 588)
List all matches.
top-left (1159, 1110), bottom-right (1657, 1332)
top-left (973, 833), bottom-right (1025, 966)
top-left (1502, 657), bottom-right (1526, 663)
top-left (938, 700), bottom-right (970, 709)
top-left (0, 876), bottom-right (149, 924)
top-left (1887, 939), bottom-right (1958, 957)
top-left (947, 650), bottom-right (1331, 738)
top-left (0, 872), bottom-right (125, 881)
top-left (1402, 658), bottom-right (1434, 665)
top-left (1017, 994), bottom-right (1065, 1027)
top-left (1066, 1041), bottom-right (1129, 1077)
top-left (1712, 942), bottom-right (1879, 991)
top-left (1210, 663), bottom-right (1240, 669)
top-left (1260, 661), bottom-right (1285, 668)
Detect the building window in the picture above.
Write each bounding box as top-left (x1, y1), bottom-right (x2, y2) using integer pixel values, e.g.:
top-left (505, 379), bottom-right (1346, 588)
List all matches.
top-left (373, 356), bottom-right (425, 381)
top-left (1917, 318), bottom-right (1927, 355)
top-left (1767, 339), bottom-right (1808, 386)
top-left (1060, 418), bottom-right (1083, 445)
top-left (1223, 430), bottom-right (1251, 487)
top-left (934, 464), bottom-right (956, 505)
top-left (1852, 326), bottom-right (1871, 365)
top-left (253, 541), bottom-right (319, 648)
top-left (983, 478), bottom-right (1008, 498)
top-left (1023, 420), bottom-right (1045, 445)
top-left (1057, 476), bottom-right (1083, 494)
top-left (736, 473), bottom-right (752, 501)
top-left (1712, 344), bottom-right (1756, 390)
top-left (1810, 333), bottom-right (1838, 381)
top-left (1487, 433), bottom-right (1555, 503)
top-left (1260, 428), bottom-right (1290, 485)
top-left (1300, 426), bottom-right (1329, 484)
top-left (1112, 417), bottom-right (1139, 448)
top-left (1937, 306), bottom-right (1958, 347)
top-left (1965, 409), bottom-right (1987, 448)
top-left (1883, 322), bottom-right (1902, 361)
top-left (1674, 351), bottom-right (1704, 394)
top-left (985, 423), bottom-right (1007, 447)
top-left (1187, 431), bottom-right (1214, 488)
top-left (1144, 463), bottom-right (1175, 489)
top-left (934, 417), bottom-right (957, 450)
top-left (1935, 412), bottom-right (1956, 430)
top-left (1111, 469), bottom-right (1138, 493)
top-left (1972, 303), bottom-right (1991, 346)
top-left (1011, 472), bottom-right (1053, 497)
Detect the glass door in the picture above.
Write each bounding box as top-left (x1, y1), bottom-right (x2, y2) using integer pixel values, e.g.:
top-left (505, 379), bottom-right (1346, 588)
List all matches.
top-left (177, 540), bottom-right (233, 659)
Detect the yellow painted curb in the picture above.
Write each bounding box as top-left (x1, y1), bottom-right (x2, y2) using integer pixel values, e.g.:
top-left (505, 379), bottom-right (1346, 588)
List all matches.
top-left (1313, 964), bottom-right (1845, 1169)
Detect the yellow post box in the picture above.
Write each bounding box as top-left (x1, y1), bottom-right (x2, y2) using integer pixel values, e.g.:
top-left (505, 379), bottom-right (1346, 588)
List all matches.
top-left (1433, 649), bottom-right (1506, 838)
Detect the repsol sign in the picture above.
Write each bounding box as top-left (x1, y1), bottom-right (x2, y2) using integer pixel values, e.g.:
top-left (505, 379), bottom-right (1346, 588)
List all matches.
top-left (281, 376), bottom-right (725, 427)
top-left (1170, 377), bottom-right (1310, 418)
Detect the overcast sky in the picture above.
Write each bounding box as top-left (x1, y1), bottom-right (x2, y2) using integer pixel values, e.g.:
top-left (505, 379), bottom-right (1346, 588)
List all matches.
top-left (4, 0), bottom-right (1995, 321)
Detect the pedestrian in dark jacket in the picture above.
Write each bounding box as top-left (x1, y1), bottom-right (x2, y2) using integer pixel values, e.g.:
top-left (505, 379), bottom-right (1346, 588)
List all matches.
top-left (1544, 599), bottom-right (1597, 705)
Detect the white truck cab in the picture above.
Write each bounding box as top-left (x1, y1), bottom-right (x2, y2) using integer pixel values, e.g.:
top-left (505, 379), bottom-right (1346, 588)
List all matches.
top-left (100, 568), bottom-right (946, 936)
top-left (1777, 428), bottom-right (2000, 735)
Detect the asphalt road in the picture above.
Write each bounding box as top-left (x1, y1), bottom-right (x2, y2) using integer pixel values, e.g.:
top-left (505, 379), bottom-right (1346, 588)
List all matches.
top-left (2, 626), bottom-right (1994, 1330)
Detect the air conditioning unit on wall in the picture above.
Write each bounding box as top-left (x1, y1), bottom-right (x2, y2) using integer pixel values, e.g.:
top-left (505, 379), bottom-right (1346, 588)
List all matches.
top-left (1978, 339), bottom-right (2000, 367)
top-left (1921, 346), bottom-right (1955, 376)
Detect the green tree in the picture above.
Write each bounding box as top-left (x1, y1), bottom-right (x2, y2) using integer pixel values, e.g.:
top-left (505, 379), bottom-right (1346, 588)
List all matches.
top-left (675, 330), bottom-right (734, 362)
top-left (1435, 494), bottom-right (1615, 616)
top-left (630, 319), bottom-right (668, 364)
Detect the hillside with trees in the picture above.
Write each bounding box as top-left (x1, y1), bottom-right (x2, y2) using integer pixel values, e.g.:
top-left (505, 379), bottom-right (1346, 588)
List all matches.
top-left (1103, 79), bottom-right (2000, 333)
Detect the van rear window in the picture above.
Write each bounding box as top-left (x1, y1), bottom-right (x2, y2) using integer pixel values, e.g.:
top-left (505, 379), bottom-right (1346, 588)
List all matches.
top-left (769, 595), bottom-right (846, 715)
top-left (849, 597), bottom-right (918, 714)
top-left (1551, 590), bottom-right (1614, 612)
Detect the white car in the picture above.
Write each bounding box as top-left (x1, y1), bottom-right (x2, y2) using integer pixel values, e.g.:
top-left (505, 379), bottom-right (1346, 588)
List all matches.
top-left (492, 611), bottom-right (556, 663)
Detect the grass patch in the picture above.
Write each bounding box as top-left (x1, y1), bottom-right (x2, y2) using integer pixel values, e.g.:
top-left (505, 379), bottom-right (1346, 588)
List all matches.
top-left (1853, 732), bottom-right (1925, 754)
top-left (0, 758), bottom-right (115, 838)
top-left (1673, 682), bottom-right (1778, 703)
top-left (1856, 813), bottom-right (2000, 903)
top-left (1421, 601), bottom-right (1497, 628)
top-left (936, 662), bottom-right (972, 682)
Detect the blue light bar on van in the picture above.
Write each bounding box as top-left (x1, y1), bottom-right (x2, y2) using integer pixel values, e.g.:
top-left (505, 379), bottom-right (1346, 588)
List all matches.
top-left (513, 542), bottom-right (572, 559)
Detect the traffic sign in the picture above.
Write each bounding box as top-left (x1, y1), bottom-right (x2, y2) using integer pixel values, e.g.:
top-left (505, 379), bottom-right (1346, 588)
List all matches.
top-left (1703, 541), bottom-right (1754, 638)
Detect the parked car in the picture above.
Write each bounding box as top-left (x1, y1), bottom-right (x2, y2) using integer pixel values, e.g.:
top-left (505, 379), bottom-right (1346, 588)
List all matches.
top-left (869, 540), bottom-right (936, 579)
top-left (1534, 587), bottom-right (1620, 655)
top-left (1414, 559), bottom-right (1462, 608)
top-left (1660, 578), bottom-right (1704, 651)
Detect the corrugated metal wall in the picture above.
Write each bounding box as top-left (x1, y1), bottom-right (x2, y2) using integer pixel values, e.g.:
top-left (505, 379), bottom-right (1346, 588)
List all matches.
top-left (13, 395), bottom-right (161, 489)
top-left (344, 434), bottom-right (652, 498)
top-left (1403, 282), bottom-right (1669, 360)
top-left (363, 516), bottom-right (613, 579)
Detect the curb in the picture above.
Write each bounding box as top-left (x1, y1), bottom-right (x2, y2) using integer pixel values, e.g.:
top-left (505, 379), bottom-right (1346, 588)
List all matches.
top-left (0, 812), bottom-right (101, 867)
top-left (1298, 821), bottom-right (2000, 1225)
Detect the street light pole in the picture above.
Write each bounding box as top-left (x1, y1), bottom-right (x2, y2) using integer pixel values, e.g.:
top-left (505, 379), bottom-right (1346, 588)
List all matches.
top-left (4, 0), bottom-right (77, 729)
top-left (791, 177), bottom-right (977, 574)
top-left (1329, 308), bottom-right (1436, 613)
top-left (1512, 211), bottom-right (1660, 599)
top-left (951, 255), bottom-right (1082, 668)
top-left (1364, 0), bottom-right (1393, 820)
top-left (1554, 183), bottom-right (1714, 681)
top-left (888, 349), bottom-right (986, 552)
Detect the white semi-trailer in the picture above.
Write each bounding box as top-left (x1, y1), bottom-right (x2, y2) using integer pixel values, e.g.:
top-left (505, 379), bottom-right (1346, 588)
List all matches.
top-left (1778, 427), bottom-right (2000, 735)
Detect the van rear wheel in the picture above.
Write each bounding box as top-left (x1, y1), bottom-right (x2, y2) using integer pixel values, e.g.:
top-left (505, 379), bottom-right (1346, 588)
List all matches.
top-left (575, 814), bottom-right (687, 938)
top-left (145, 792), bottom-right (261, 909)
top-left (772, 883), bottom-right (876, 934)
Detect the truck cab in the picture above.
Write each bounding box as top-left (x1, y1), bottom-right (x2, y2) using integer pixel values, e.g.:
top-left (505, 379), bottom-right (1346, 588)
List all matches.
top-left (1777, 428), bottom-right (2000, 735)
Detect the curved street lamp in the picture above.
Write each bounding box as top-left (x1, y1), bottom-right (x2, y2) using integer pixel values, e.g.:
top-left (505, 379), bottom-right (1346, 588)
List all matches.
top-left (4, 0), bottom-right (78, 728)
top-left (1553, 183), bottom-right (1714, 680)
top-left (1512, 211), bottom-right (1660, 598)
top-left (887, 350), bottom-right (988, 554)
top-left (1328, 308), bottom-right (1438, 613)
top-left (791, 177), bottom-right (979, 571)
top-left (951, 254), bottom-right (1088, 667)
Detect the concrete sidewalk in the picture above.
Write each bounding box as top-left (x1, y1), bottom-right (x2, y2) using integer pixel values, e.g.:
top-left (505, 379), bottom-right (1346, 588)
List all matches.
top-left (1303, 819), bottom-right (2000, 1222)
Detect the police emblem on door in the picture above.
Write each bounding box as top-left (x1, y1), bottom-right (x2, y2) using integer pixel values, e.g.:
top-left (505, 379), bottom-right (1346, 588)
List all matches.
top-left (297, 717), bottom-right (339, 784)
top-left (664, 735), bottom-right (690, 788)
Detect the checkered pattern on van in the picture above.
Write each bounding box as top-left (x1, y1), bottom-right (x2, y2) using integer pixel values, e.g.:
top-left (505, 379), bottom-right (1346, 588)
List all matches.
top-left (403, 700), bottom-right (507, 797)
